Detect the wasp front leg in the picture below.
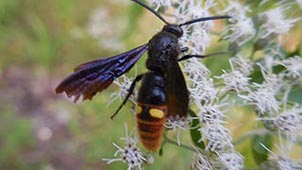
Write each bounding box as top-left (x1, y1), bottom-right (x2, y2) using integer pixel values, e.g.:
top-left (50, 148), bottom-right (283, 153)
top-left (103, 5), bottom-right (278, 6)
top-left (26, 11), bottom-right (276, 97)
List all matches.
top-left (178, 52), bottom-right (227, 61)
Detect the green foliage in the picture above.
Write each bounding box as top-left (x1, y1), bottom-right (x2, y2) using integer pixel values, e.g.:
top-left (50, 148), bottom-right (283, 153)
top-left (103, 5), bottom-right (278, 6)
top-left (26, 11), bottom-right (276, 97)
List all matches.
top-left (251, 133), bottom-right (273, 165)
top-left (0, 108), bottom-right (34, 170)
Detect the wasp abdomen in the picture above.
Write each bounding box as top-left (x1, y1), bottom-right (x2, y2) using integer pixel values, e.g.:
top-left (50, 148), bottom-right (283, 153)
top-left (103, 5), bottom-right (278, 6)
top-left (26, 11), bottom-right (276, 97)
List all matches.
top-left (136, 103), bottom-right (167, 151)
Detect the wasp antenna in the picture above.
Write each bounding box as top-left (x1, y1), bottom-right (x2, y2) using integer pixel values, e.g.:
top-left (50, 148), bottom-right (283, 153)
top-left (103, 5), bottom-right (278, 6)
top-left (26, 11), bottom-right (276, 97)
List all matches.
top-left (179, 15), bottom-right (231, 27)
top-left (131, 0), bottom-right (170, 25)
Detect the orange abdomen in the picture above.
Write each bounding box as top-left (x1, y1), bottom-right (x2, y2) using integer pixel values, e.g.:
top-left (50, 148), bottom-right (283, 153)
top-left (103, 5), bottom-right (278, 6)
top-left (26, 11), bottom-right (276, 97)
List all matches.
top-left (136, 103), bottom-right (167, 151)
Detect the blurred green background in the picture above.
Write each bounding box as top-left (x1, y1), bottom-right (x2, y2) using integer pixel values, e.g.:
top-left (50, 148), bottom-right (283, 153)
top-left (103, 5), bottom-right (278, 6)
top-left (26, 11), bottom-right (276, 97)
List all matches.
top-left (0, 0), bottom-right (301, 170)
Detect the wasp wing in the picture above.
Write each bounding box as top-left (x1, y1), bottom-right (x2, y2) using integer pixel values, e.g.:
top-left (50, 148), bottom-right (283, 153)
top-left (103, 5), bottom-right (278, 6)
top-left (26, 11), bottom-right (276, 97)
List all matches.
top-left (165, 61), bottom-right (189, 118)
top-left (56, 44), bottom-right (148, 102)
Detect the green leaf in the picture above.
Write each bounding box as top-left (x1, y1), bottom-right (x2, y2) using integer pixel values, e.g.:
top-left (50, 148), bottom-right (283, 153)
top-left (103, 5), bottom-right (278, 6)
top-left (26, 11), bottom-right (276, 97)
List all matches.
top-left (288, 86), bottom-right (302, 104)
top-left (251, 133), bottom-right (273, 165)
top-left (189, 110), bottom-right (205, 150)
top-left (249, 67), bottom-right (263, 84)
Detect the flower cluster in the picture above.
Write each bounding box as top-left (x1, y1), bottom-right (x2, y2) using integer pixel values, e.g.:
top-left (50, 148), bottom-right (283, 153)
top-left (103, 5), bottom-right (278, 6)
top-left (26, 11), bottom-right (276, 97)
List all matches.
top-left (258, 3), bottom-right (300, 39)
top-left (103, 125), bottom-right (146, 170)
top-left (221, 1), bottom-right (255, 46)
top-left (98, 0), bottom-right (301, 169)
top-left (216, 56), bottom-right (252, 94)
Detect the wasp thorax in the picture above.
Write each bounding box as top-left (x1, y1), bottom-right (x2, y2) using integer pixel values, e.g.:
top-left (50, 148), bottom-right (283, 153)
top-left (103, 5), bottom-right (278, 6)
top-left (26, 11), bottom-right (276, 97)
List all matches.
top-left (162, 24), bottom-right (183, 38)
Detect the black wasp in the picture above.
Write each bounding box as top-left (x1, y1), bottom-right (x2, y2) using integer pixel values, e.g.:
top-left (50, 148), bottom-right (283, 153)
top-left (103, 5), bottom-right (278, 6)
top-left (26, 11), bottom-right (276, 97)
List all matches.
top-left (56, 0), bottom-right (230, 151)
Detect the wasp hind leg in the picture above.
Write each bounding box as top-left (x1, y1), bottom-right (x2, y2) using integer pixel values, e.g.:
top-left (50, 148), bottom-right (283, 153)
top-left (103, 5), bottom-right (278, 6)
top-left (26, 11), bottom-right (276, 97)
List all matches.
top-left (111, 74), bottom-right (144, 119)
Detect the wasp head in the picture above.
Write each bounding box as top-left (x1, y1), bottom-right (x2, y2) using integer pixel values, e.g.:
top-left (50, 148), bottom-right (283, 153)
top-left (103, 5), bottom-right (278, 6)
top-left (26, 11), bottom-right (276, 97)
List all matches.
top-left (162, 24), bottom-right (183, 38)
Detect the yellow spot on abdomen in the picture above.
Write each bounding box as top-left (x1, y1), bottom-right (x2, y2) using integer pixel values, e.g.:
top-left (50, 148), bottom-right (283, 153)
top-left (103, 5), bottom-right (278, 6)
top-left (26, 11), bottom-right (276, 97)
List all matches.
top-left (149, 108), bottom-right (165, 118)
top-left (137, 106), bottom-right (143, 114)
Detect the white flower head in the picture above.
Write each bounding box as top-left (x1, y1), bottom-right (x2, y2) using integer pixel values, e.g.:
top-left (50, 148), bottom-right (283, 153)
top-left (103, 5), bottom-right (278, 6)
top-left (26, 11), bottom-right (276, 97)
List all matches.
top-left (199, 124), bottom-right (233, 152)
top-left (259, 65), bottom-right (284, 95)
top-left (182, 58), bottom-right (211, 80)
top-left (221, 1), bottom-right (255, 46)
top-left (259, 5), bottom-right (300, 38)
top-left (222, 1), bottom-right (250, 20)
top-left (222, 18), bottom-right (256, 46)
top-left (103, 125), bottom-right (146, 170)
top-left (182, 58), bottom-right (217, 104)
top-left (197, 102), bottom-right (228, 125)
top-left (260, 143), bottom-right (301, 170)
top-left (109, 75), bottom-right (137, 108)
top-left (217, 56), bottom-right (253, 94)
top-left (277, 55), bottom-right (302, 79)
top-left (240, 86), bottom-right (280, 116)
top-left (190, 78), bottom-right (218, 105)
top-left (148, 0), bottom-right (171, 11)
top-left (217, 152), bottom-right (244, 170)
top-left (192, 153), bottom-right (214, 170)
top-left (175, 0), bottom-right (216, 54)
top-left (217, 69), bottom-right (251, 93)
top-left (274, 105), bottom-right (302, 137)
top-left (229, 56), bottom-right (254, 75)
top-left (239, 64), bottom-right (284, 115)
top-left (165, 115), bottom-right (190, 145)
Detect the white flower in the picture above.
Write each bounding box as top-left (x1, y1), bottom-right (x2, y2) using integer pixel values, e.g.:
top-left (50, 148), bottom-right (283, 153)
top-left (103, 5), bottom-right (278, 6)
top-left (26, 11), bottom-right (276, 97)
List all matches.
top-left (110, 75), bottom-right (136, 105)
top-left (103, 125), bottom-right (146, 170)
top-left (217, 152), bottom-right (244, 170)
top-left (259, 66), bottom-right (284, 95)
top-left (277, 55), bottom-right (302, 79)
top-left (222, 1), bottom-right (250, 20)
top-left (165, 115), bottom-right (190, 145)
top-left (259, 5), bottom-right (300, 38)
top-left (192, 153), bottom-right (214, 170)
top-left (240, 86), bottom-right (280, 115)
top-left (229, 56), bottom-right (254, 75)
top-left (260, 143), bottom-right (301, 170)
top-left (221, 1), bottom-right (255, 46)
top-left (148, 0), bottom-right (171, 11)
top-left (199, 124), bottom-right (233, 152)
top-left (182, 58), bottom-right (217, 104)
top-left (190, 78), bottom-right (218, 105)
top-left (239, 65), bottom-right (284, 115)
top-left (217, 69), bottom-right (250, 93)
top-left (197, 102), bottom-right (227, 125)
top-left (274, 105), bottom-right (302, 137)
top-left (182, 58), bottom-right (211, 80)
top-left (175, 0), bottom-right (216, 54)
top-left (222, 18), bottom-right (256, 46)
top-left (277, 157), bottom-right (297, 170)
top-left (187, 30), bottom-right (212, 55)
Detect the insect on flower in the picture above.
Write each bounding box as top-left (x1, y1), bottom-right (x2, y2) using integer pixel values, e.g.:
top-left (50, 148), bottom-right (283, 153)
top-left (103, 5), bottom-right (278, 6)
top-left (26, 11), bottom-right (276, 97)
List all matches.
top-left (55, 0), bottom-right (230, 151)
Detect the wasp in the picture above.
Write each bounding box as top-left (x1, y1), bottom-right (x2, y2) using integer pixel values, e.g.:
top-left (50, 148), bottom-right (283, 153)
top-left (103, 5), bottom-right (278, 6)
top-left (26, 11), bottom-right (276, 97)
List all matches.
top-left (56, 0), bottom-right (230, 151)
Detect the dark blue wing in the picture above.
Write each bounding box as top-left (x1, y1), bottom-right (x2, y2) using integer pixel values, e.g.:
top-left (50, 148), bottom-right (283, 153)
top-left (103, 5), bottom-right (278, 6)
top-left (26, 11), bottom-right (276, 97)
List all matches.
top-left (56, 44), bottom-right (148, 102)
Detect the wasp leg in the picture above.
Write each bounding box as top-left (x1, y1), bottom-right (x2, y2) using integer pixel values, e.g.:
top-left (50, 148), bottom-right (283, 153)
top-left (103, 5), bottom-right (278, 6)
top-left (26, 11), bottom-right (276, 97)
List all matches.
top-left (178, 52), bottom-right (227, 61)
top-left (111, 74), bottom-right (144, 119)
